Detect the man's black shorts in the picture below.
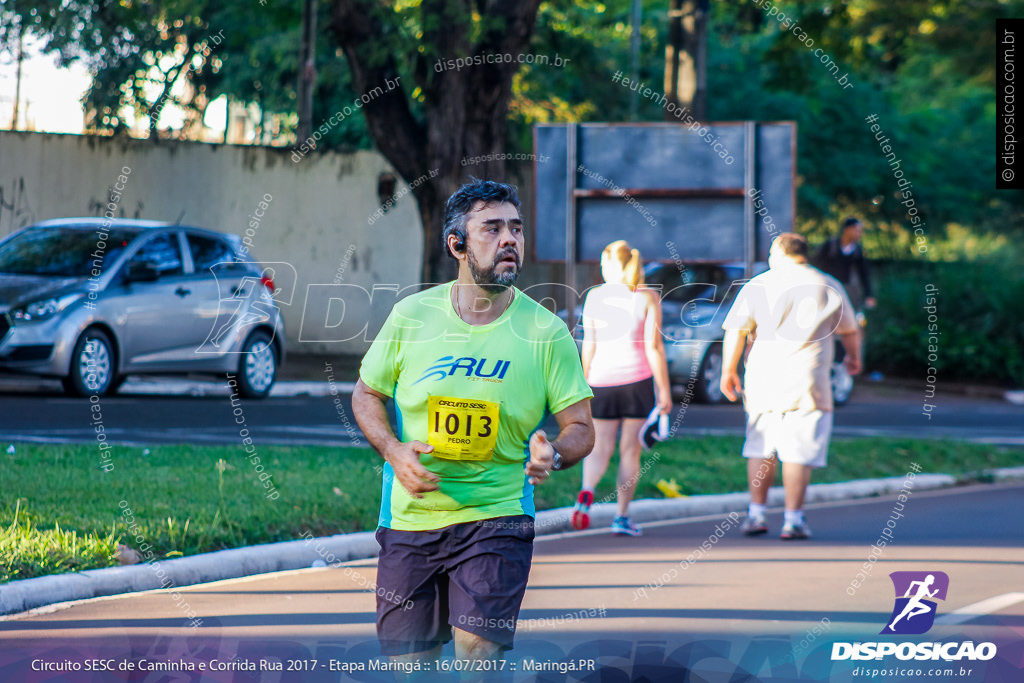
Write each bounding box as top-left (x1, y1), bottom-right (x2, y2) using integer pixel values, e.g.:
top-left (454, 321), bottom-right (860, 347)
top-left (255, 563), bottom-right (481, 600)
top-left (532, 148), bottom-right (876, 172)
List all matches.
top-left (590, 376), bottom-right (655, 419)
top-left (374, 515), bottom-right (534, 656)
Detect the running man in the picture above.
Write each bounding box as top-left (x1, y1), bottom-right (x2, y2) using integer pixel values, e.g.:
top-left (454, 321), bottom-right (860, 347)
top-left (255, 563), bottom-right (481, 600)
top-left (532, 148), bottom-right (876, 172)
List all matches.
top-left (888, 574), bottom-right (939, 631)
top-left (352, 180), bottom-right (595, 671)
top-left (720, 233), bottom-right (861, 540)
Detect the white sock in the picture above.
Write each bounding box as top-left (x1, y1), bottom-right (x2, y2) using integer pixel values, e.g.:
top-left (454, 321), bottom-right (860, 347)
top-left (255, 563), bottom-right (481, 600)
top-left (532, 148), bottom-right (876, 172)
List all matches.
top-left (784, 510), bottom-right (805, 526)
top-left (748, 503), bottom-right (767, 519)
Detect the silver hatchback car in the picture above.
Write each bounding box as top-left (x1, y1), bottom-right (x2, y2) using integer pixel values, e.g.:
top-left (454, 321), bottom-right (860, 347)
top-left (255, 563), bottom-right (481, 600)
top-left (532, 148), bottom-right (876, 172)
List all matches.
top-left (0, 218), bottom-right (285, 398)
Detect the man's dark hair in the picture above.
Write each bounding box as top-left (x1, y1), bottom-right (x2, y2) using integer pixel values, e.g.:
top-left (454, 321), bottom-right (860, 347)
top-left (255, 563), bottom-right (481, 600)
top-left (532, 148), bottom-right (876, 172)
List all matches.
top-left (841, 216), bottom-right (861, 230)
top-left (776, 232), bottom-right (809, 259)
top-left (442, 179), bottom-right (521, 260)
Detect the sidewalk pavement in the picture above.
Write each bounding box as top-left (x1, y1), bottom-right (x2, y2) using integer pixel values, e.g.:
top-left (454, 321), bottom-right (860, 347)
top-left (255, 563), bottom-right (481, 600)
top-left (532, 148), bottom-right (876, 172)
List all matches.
top-left (281, 354), bottom-right (1020, 402)
top-left (3, 466), bottom-right (1023, 619)
top-left (1, 352), bottom-right (1016, 402)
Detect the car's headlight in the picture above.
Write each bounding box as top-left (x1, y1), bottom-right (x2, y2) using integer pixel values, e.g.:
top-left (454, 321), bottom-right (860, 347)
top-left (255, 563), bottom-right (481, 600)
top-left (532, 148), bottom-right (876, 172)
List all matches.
top-left (12, 294), bottom-right (83, 322)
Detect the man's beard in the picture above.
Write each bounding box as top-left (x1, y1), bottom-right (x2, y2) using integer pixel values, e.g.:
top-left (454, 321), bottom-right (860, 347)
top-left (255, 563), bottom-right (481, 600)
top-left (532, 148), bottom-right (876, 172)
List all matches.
top-left (467, 246), bottom-right (521, 293)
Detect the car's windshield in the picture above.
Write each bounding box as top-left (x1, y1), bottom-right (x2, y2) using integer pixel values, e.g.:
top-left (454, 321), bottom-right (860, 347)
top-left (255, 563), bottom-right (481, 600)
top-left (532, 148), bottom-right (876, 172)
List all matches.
top-left (645, 264), bottom-right (738, 304)
top-left (0, 227), bottom-right (138, 277)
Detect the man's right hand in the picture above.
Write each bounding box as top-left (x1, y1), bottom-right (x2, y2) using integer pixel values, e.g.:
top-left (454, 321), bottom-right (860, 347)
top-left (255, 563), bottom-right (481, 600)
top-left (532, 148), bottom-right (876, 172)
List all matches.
top-left (720, 370), bottom-right (743, 402)
top-left (385, 441), bottom-right (440, 498)
top-left (844, 355), bottom-right (862, 376)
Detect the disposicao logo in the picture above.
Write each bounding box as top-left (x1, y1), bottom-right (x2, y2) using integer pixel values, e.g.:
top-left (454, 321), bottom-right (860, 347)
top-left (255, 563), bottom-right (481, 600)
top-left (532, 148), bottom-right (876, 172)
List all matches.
top-left (882, 571), bottom-right (949, 635)
top-left (413, 356), bottom-right (511, 384)
top-left (831, 571), bottom-right (997, 663)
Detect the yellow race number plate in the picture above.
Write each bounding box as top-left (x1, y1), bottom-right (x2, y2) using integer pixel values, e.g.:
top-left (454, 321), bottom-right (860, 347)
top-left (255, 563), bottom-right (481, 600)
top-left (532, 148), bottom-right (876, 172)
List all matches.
top-left (427, 395), bottom-right (500, 461)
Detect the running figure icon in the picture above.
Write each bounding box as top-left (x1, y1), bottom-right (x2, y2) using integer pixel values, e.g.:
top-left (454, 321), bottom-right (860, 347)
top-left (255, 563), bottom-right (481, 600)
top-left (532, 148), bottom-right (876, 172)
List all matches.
top-left (888, 574), bottom-right (939, 631)
top-left (881, 570), bottom-right (949, 635)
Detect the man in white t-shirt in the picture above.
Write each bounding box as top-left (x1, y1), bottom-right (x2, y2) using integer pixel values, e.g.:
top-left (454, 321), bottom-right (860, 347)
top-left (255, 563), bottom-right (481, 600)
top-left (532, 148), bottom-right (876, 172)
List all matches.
top-left (720, 233), bottom-right (861, 539)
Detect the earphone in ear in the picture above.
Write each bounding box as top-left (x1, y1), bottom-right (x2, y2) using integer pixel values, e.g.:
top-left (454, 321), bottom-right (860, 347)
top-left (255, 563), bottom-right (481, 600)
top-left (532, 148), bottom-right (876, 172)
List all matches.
top-left (445, 230), bottom-right (466, 259)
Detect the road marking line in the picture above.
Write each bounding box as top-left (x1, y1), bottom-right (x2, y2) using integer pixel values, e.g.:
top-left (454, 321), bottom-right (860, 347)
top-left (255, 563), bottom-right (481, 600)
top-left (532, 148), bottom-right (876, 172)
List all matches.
top-left (935, 592), bottom-right (1024, 625)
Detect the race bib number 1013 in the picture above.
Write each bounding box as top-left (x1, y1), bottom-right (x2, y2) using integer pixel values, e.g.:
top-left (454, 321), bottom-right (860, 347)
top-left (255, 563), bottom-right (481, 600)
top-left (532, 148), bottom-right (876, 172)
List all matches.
top-left (427, 395), bottom-right (500, 461)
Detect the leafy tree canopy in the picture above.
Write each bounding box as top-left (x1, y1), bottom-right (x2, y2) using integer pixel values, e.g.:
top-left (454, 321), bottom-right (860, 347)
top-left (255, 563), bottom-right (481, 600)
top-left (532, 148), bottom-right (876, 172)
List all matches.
top-left (4, 0), bottom-right (1020, 265)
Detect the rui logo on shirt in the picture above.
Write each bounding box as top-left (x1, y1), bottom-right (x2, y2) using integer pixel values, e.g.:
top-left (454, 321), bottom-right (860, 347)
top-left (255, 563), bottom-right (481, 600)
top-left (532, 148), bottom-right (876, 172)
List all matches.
top-left (414, 356), bottom-right (512, 385)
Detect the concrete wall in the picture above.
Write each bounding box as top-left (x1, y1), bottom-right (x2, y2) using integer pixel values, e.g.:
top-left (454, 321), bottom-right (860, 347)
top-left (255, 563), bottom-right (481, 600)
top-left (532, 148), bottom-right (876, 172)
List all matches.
top-left (0, 131), bottom-right (423, 354)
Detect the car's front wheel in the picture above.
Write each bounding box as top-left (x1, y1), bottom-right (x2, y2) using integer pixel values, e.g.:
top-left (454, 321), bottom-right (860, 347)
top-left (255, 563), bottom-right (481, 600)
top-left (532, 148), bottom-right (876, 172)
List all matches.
top-left (236, 331), bottom-right (277, 399)
top-left (695, 344), bottom-right (725, 404)
top-left (831, 361), bottom-right (854, 406)
top-left (64, 328), bottom-right (118, 397)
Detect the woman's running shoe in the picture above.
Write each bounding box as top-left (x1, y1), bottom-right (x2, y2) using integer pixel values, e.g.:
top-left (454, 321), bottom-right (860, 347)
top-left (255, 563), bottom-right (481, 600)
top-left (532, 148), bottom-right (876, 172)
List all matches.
top-left (571, 490), bottom-right (593, 530)
top-left (611, 515), bottom-right (642, 536)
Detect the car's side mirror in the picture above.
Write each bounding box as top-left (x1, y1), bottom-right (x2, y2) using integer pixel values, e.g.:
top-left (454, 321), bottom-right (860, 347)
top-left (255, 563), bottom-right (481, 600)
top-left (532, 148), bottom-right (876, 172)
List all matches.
top-left (123, 261), bottom-right (160, 283)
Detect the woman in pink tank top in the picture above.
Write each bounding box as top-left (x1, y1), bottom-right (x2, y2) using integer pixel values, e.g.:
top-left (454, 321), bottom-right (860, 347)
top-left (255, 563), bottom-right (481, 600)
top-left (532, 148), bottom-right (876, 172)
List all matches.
top-left (570, 240), bottom-right (671, 536)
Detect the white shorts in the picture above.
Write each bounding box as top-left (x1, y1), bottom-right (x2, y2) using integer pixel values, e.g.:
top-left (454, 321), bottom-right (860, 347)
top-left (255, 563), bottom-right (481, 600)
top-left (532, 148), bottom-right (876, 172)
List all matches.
top-left (742, 409), bottom-right (833, 468)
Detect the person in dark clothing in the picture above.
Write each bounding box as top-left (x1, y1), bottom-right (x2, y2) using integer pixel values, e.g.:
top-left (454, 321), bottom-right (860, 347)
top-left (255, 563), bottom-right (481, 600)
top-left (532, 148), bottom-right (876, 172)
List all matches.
top-left (812, 217), bottom-right (876, 309)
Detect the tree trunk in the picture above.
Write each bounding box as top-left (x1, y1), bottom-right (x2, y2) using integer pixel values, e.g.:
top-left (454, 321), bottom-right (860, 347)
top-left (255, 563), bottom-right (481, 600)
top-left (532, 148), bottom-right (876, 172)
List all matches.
top-left (665, 0), bottom-right (707, 120)
top-left (329, 0), bottom-right (542, 284)
top-left (10, 21), bottom-right (23, 131)
top-left (297, 0), bottom-right (318, 144)
top-left (415, 182), bottom-right (458, 287)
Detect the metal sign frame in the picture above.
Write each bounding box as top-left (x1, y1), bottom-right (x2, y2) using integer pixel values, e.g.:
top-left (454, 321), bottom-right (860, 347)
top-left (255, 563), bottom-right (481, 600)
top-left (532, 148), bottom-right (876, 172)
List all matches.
top-left (532, 121), bottom-right (797, 328)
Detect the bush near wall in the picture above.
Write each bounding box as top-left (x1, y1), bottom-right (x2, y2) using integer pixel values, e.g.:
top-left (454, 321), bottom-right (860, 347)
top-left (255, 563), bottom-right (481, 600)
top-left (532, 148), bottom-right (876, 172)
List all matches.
top-left (866, 260), bottom-right (1024, 388)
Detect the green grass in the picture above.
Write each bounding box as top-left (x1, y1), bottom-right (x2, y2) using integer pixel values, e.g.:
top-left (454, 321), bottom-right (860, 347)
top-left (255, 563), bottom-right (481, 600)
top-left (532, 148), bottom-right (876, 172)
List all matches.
top-left (1, 438), bottom-right (1019, 582)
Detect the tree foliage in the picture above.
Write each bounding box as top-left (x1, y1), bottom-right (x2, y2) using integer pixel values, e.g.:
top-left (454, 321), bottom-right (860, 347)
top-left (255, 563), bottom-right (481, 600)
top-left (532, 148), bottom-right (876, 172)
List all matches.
top-left (701, 0), bottom-right (1024, 253)
top-left (4, 0), bottom-right (1021, 272)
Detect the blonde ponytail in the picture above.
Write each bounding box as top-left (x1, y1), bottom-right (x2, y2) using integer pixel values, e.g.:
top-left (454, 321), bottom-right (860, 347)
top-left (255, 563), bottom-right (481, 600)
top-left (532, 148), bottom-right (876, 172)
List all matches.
top-left (601, 240), bottom-right (645, 291)
top-left (624, 248), bottom-right (644, 290)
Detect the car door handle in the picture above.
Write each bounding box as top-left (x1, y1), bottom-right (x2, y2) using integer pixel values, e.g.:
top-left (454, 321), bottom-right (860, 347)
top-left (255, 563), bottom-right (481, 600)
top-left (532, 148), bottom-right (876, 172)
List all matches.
top-left (231, 286), bottom-right (248, 296)
top-left (175, 287), bottom-right (192, 298)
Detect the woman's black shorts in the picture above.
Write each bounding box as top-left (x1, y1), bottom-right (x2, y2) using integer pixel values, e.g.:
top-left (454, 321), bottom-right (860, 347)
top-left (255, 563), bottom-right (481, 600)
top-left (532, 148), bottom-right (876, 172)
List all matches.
top-left (590, 376), bottom-right (655, 419)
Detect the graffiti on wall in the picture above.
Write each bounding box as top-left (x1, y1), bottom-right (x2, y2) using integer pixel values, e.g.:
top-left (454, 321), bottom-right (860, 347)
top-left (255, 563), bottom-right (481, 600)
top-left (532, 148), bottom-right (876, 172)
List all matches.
top-left (86, 193), bottom-right (144, 220)
top-left (0, 177), bottom-right (145, 238)
top-left (0, 177), bottom-right (36, 236)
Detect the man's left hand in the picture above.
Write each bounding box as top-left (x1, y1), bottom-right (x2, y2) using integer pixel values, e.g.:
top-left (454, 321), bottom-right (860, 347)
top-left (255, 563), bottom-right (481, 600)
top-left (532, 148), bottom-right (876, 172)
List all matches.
top-left (526, 430), bottom-right (555, 485)
top-left (845, 355), bottom-right (862, 376)
top-left (720, 369), bottom-right (744, 402)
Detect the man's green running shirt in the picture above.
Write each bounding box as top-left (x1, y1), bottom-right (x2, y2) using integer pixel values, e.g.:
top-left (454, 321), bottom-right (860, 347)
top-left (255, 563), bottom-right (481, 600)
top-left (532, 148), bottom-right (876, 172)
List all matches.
top-left (359, 281), bottom-right (592, 531)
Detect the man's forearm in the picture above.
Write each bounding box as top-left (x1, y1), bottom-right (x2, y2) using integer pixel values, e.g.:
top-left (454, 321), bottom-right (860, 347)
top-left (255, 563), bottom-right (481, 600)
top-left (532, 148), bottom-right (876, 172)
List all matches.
top-left (552, 421), bottom-right (594, 469)
top-left (839, 330), bottom-right (861, 362)
top-left (352, 385), bottom-right (401, 460)
top-left (722, 329), bottom-right (748, 374)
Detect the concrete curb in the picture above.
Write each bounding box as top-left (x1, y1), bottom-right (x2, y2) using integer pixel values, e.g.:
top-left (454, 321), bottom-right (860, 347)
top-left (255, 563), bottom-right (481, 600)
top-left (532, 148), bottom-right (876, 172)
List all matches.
top-left (989, 465), bottom-right (1024, 481)
top-left (0, 378), bottom-right (347, 398)
top-left (2, 468), bottom-right (1022, 617)
top-left (0, 532), bottom-right (378, 617)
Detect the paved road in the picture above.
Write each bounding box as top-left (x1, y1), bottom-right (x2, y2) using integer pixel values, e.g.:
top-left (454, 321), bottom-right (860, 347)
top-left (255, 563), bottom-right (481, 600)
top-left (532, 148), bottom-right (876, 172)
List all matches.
top-left (1, 380), bottom-right (1021, 446)
top-left (1, 484), bottom-right (1022, 682)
